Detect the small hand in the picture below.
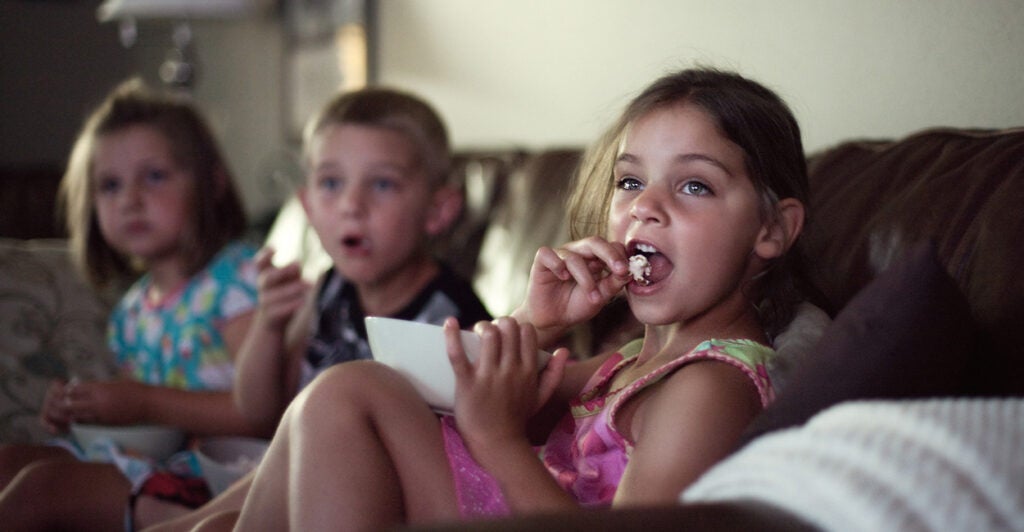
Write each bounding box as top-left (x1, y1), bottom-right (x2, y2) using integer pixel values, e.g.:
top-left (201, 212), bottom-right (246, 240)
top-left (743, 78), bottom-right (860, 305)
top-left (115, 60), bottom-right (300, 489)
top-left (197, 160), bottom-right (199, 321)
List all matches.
top-left (514, 237), bottom-right (631, 332)
top-left (40, 379), bottom-right (73, 434)
top-left (63, 380), bottom-right (148, 426)
top-left (252, 247), bottom-right (310, 331)
top-left (445, 317), bottom-right (569, 451)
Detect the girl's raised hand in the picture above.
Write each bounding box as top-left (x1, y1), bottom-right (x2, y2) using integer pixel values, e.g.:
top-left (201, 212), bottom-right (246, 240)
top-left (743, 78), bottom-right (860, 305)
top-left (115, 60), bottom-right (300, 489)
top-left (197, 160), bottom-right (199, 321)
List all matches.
top-left (252, 247), bottom-right (310, 331)
top-left (40, 379), bottom-right (73, 434)
top-left (445, 317), bottom-right (569, 451)
top-left (514, 237), bottom-right (631, 333)
top-left (62, 379), bottom-right (148, 426)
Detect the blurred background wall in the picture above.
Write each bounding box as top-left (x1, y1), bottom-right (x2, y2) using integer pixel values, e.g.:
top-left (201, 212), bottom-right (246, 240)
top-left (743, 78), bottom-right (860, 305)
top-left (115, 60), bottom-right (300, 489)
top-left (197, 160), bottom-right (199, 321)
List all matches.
top-left (3, 0), bottom-right (1023, 226)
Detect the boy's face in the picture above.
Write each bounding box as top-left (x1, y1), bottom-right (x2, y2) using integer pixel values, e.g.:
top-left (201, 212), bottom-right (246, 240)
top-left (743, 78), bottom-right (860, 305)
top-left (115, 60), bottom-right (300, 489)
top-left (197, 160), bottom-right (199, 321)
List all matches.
top-left (300, 124), bottom-right (447, 288)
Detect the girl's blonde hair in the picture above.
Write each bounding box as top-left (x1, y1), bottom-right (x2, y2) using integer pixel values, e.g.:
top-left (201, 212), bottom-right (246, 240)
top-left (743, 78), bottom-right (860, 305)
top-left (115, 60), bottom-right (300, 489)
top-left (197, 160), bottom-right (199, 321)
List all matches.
top-left (568, 67), bottom-right (813, 337)
top-left (301, 87), bottom-right (451, 187)
top-left (58, 78), bottom-right (248, 288)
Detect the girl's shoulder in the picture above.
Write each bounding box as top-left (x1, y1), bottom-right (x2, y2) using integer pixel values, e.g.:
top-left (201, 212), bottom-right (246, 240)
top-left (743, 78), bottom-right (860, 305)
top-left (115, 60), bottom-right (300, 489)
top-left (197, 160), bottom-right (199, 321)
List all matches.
top-left (618, 339), bottom-right (776, 411)
top-left (203, 241), bottom-right (259, 283)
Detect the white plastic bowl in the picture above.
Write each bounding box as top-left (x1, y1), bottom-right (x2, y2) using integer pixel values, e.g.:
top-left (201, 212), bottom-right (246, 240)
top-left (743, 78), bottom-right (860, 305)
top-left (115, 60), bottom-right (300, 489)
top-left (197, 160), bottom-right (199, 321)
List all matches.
top-left (70, 423), bottom-right (185, 461)
top-left (195, 437), bottom-right (270, 496)
top-left (365, 317), bottom-right (550, 413)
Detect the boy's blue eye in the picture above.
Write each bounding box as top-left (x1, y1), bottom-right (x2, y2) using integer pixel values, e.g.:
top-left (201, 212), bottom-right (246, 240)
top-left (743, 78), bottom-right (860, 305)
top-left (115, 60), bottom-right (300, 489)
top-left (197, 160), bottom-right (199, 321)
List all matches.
top-left (371, 177), bottom-right (398, 192)
top-left (318, 176), bottom-right (342, 192)
top-left (616, 176), bottom-right (643, 191)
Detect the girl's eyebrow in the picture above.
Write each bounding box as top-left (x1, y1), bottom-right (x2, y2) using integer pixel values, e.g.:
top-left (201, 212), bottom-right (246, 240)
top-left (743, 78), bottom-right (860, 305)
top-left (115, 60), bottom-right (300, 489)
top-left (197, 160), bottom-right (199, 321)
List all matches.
top-left (616, 152), bottom-right (734, 176)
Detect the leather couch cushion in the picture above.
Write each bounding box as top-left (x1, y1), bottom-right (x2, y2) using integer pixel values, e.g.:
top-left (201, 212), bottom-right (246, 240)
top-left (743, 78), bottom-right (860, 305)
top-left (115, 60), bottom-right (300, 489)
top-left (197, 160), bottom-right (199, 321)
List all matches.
top-left (804, 127), bottom-right (1024, 394)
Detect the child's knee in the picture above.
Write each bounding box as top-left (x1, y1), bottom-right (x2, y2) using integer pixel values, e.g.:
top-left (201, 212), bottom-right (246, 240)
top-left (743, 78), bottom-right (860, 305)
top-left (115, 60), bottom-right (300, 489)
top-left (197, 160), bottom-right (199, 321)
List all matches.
top-left (0, 445), bottom-right (71, 487)
top-left (297, 361), bottom-right (420, 419)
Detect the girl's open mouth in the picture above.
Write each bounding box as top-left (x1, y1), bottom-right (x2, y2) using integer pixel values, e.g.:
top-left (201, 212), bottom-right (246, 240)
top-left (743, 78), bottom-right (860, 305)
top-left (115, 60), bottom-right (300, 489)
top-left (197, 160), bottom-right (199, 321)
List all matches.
top-left (627, 242), bottom-right (670, 287)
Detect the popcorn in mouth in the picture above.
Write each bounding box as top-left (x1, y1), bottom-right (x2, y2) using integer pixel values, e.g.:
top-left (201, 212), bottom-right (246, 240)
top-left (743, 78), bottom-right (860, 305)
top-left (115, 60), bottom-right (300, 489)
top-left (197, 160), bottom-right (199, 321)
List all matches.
top-left (628, 243), bottom-right (656, 285)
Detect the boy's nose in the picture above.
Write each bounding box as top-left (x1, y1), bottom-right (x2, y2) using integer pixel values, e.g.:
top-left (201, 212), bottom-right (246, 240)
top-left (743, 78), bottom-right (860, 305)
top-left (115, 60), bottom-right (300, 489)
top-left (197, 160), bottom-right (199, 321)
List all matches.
top-left (338, 186), bottom-right (366, 216)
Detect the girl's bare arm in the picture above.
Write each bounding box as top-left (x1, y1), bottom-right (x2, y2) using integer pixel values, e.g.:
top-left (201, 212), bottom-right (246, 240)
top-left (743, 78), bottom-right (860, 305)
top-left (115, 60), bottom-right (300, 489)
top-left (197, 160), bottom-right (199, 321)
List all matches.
top-left (612, 360), bottom-right (763, 506)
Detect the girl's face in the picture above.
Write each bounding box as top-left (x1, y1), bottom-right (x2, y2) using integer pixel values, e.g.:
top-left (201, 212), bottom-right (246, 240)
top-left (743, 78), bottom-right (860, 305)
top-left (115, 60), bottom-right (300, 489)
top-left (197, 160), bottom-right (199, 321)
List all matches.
top-left (300, 124), bottom-right (445, 288)
top-left (91, 124), bottom-right (195, 265)
top-left (608, 103), bottom-right (768, 326)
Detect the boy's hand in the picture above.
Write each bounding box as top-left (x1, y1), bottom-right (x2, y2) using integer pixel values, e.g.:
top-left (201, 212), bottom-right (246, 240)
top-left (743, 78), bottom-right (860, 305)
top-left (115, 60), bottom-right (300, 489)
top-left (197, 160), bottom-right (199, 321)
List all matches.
top-left (40, 379), bottom-right (73, 434)
top-left (252, 247), bottom-right (310, 332)
top-left (62, 379), bottom-right (149, 426)
top-left (446, 317), bottom-right (568, 452)
top-left (513, 237), bottom-right (631, 333)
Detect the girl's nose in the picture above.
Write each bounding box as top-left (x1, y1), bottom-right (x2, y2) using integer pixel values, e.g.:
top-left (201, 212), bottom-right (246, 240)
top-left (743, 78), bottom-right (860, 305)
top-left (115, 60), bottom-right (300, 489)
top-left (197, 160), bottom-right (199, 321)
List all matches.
top-left (119, 180), bottom-right (144, 209)
top-left (630, 185), bottom-right (667, 225)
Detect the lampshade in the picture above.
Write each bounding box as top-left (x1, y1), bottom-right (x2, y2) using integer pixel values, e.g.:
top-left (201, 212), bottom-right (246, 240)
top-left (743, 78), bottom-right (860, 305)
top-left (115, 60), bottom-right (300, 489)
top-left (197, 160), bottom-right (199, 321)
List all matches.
top-left (97, 0), bottom-right (270, 22)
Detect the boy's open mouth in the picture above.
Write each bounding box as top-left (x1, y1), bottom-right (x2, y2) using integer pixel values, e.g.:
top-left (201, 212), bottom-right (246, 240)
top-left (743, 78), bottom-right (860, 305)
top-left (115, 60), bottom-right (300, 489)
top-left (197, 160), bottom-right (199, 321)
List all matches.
top-left (342, 234), bottom-right (369, 252)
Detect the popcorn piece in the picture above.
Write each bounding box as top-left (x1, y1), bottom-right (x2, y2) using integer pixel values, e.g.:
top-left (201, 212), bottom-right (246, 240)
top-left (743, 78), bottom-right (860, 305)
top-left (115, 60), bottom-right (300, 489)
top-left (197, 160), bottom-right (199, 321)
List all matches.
top-left (628, 254), bottom-right (651, 285)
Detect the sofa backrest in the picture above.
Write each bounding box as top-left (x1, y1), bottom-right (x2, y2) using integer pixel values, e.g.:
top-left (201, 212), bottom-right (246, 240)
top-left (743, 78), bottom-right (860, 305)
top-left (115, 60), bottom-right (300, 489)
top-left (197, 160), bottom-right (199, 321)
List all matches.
top-left (804, 127), bottom-right (1024, 394)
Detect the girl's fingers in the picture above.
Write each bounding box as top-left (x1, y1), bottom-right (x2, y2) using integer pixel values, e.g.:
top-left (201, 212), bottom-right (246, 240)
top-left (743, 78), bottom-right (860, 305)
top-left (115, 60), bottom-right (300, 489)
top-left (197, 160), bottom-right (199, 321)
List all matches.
top-left (562, 237), bottom-right (630, 278)
top-left (532, 246), bottom-right (571, 280)
top-left (537, 348), bottom-right (570, 408)
top-left (444, 317), bottom-right (472, 379)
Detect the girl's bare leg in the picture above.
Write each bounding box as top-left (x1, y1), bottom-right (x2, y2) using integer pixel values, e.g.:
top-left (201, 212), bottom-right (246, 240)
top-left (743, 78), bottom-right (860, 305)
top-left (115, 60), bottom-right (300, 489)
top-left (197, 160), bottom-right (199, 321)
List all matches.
top-left (139, 471), bottom-right (255, 532)
top-left (191, 509), bottom-right (240, 532)
top-left (236, 361), bottom-right (460, 531)
top-left (0, 444), bottom-right (74, 488)
top-left (0, 459), bottom-right (131, 531)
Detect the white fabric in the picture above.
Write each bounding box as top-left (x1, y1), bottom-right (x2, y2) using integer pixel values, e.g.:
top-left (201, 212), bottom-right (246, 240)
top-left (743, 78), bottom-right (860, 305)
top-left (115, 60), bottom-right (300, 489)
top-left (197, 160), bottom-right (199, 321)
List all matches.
top-left (682, 398), bottom-right (1024, 532)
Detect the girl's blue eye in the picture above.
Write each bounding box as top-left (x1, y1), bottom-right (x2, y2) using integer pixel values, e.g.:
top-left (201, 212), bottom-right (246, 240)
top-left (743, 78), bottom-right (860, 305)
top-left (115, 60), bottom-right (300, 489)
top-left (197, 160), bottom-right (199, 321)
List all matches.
top-left (682, 180), bottom-right (711, 196)
top-left (96, 177), bottom-right (121, 194)
top-left (144, 168), bottom-right (169, 184)
top-left (616, 176), bottom-right (643, 191)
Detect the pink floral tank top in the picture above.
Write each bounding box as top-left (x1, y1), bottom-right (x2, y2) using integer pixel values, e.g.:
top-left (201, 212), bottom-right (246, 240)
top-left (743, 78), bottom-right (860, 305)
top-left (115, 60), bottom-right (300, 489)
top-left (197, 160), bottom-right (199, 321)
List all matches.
top-left (442, 338), bottom-right (775, 517)
top-left (541, 338), bottom-right (775, 507)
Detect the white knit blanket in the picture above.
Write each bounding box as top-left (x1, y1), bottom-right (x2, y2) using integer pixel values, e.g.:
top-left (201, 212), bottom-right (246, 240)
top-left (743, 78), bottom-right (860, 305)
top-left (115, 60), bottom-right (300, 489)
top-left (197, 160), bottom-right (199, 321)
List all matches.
top-left (682, 398), bottom-right (1024, 532)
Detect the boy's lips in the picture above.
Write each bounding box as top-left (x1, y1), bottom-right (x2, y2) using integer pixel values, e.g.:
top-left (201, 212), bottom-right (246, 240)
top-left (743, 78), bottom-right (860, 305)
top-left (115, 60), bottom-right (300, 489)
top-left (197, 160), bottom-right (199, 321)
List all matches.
top-left (340, 234), bottom-right (371, 254)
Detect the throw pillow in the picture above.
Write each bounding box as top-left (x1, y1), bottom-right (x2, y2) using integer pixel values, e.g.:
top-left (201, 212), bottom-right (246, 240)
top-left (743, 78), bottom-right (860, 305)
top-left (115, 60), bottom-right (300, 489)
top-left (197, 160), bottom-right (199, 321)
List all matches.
top-left (737, 240), bottom-right (977, 448)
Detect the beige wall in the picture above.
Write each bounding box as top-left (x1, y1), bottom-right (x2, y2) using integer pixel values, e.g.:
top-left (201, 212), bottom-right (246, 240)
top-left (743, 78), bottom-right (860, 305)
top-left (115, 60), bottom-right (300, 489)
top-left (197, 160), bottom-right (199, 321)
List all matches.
top-left (6, 1), bottom-right (1022, 222)
top-left (376, 0), bottom-right (1024, 153)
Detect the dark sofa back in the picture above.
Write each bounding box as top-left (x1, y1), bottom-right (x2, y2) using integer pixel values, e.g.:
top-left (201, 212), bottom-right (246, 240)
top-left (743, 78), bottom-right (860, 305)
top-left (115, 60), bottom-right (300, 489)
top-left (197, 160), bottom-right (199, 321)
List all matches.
top-left (803, 127), bottom-right (1024, 393)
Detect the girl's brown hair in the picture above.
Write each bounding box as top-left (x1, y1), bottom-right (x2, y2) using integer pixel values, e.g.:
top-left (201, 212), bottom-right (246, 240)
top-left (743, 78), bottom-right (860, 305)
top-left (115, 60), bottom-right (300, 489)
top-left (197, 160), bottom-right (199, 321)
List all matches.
top-left (302, 87), bottom-right (451, 187)
top-left (568, 67), bottom-right (813, 337)
top-left (58, 78), bottom-right (247, 288)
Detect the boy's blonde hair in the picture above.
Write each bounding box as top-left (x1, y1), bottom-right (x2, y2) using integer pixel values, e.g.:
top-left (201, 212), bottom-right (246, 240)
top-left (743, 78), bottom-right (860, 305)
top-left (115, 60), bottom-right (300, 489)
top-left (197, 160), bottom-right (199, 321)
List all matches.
top-left (302, 87), bottom-right (451, 187)
top-left (568, 67), bottom-right (813, 337)
top-left (58, 78), bottom-right (248, 288)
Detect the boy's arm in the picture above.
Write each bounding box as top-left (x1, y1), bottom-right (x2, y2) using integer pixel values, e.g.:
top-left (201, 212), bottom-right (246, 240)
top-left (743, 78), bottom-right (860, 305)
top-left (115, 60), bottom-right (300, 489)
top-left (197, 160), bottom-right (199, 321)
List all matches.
top-left (232, 254), bottom-right (315, 435)
top-left (233, 297), bottom-right (312, 435)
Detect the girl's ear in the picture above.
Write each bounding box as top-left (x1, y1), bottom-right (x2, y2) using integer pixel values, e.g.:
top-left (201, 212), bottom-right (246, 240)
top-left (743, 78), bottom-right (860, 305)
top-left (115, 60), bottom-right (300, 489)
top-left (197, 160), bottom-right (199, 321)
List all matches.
top-left (425, 185), bottom-right (464, 237)
top-left (754, 198), bottom-right (805, 260)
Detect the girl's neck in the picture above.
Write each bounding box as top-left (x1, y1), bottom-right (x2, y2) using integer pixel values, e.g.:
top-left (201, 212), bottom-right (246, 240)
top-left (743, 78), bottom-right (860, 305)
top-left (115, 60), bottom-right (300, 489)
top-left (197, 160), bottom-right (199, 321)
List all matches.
top-left (355, 255), bottom-right (440, 317)
top-left (635, 300), bottom-right (767, 366)
top-left (143, 256), bottom-right (190, 305)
